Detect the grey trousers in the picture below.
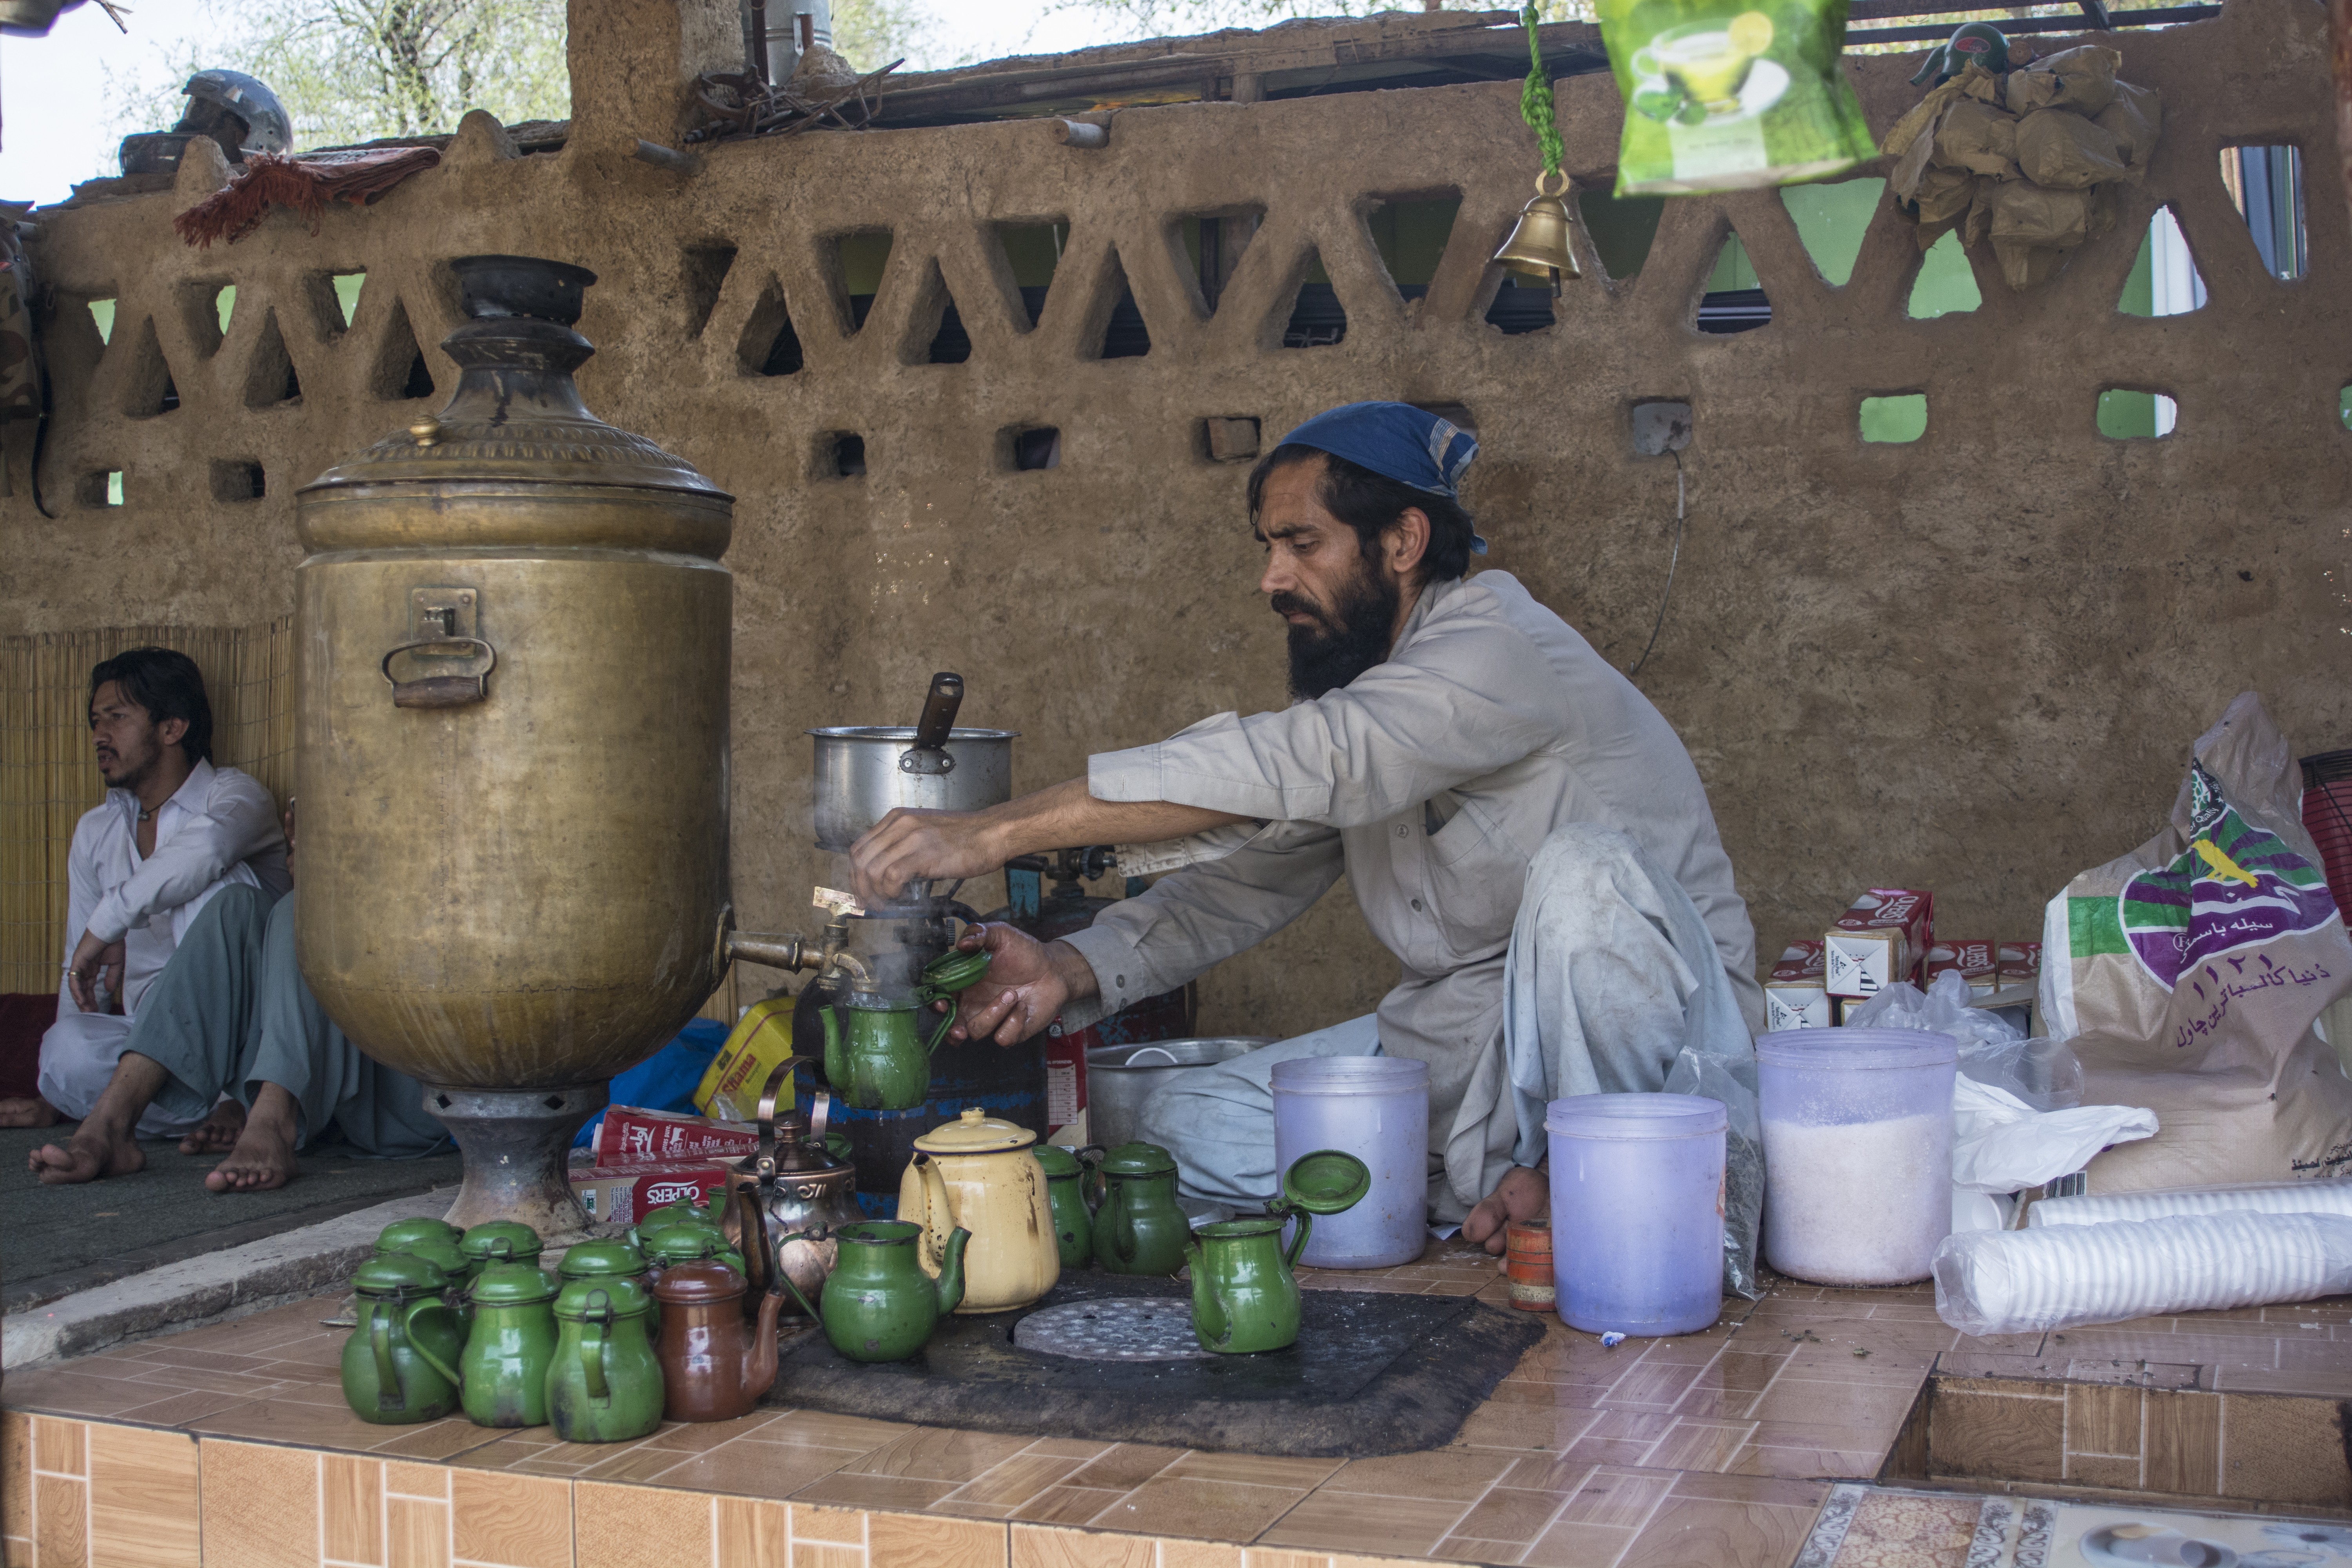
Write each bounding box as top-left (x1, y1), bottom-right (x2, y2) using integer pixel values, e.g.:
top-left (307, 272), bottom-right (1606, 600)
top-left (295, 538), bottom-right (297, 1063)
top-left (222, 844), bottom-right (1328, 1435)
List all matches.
top-left (122, 884), bottom-right (446, 1156)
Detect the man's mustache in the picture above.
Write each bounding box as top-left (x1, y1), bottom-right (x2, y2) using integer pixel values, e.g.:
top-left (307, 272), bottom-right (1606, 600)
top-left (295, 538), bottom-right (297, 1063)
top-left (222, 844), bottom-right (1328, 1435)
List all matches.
top-left (1270, 590), bottom-right (1336, 630)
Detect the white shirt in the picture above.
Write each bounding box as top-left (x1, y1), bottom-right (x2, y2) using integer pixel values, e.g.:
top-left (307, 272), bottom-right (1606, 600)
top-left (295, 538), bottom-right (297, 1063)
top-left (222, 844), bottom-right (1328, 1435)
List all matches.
top-left (1061, 571), bottom-right (1760, 1145)
top-left (60, 759), bottom-right (290, 1019)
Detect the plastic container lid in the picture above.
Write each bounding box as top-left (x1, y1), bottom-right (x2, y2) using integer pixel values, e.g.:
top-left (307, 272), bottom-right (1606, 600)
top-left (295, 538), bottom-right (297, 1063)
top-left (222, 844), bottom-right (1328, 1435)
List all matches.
top-left (912, 1107), bottom-right (1037, 1154)
top-left (1545, 1092), bottom-right (1728, 1140)
top-left (1754, 1027), bottom-right (1960, 1070)
top-left (1097, 1141), bottom-right (1177, 1178)
top-left (352, 1253), bottom-right (451, 1298)
top-left (554, 1276), bottom-right (651, 1320)
top-left (459, 1221), bottom-right (543, 1264)
top-left (557, 1240), bottom-right (647, 1278)
top-left (468, 1262), bottom-right (559, 1306)
top-left (651, 1259), bottom-right (747, 1305)
top-left (1270, 1056), bottom-right (1430, 1094)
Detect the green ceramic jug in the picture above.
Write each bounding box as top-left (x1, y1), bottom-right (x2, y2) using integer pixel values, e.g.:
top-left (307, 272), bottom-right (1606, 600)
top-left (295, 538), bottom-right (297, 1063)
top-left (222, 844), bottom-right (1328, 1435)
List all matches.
top-left (460, 1261), bottom-right (560, 1428)
top-left (373, 1217), bottom-right (469, 1291)
top-left (1091, 1142), bottom-right (1189, 1276)
top-left (774, 1220), bottom-right (969, 1363)
top-left (1188, 1149), bottom-right (1370, 1355)
top-left (818, 948), bottom-right (991, 1111)
top-left (558, 1238), bottom-right (659, 1336)
top-left (546, 1277), bottom-right (664, 1443)
top-left (1034, 1144), bottom-right (1100, 1269)
top-left (341, 1254), bottom-right (465, 1423)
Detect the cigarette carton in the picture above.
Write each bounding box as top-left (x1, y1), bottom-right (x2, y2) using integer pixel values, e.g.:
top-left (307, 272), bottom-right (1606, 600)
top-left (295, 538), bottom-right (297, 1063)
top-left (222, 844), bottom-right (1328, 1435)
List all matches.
top-left (693, 995), bottom-right (798, 1123)
top-left (1824, 888), bottom-right (1935, 999)
top-left (568, 1161), bottom-right (733, 1226)
top-left (1997, 940), bottom-right (2042, 991)
top-left (1926, 938), bottom-right (1999, 996)
top-left (1763, 941), bottom-right (1832, 1031)
top-left (592, 1106), bottom-right (759, 1167)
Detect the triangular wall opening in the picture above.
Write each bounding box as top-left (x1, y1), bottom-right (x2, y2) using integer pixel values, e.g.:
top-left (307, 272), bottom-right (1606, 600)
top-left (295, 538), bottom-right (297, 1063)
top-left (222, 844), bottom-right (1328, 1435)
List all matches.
top-left (683, 244), bottom-right (738, 340)
top-left (121, 318), bottom-right (180, 417)
top-left (1092, 251), bottom-right (1150, 360)
top-left (1579, 189), bottom-right (1663, 281)
top-left (245, 309), bottom-right (301, 407)
top-left (1368, 193), bottom-right (1459, 302)
top-left (1907, 231), bottom-right (1981, 319)
top-left (372, 301), bottom-right (434, 401)
top-left (2118, 206), bottom-right (2207, 317)
top-left (1785, 178), bottom-right (1884, 288)
top-left (1172, 207), bottom-right (1263, 315)
top-left (920, 263), bottom-right (973, 364)
top-left (1697, 232), bottom-right (1771, 333)
top-left (1281, 248), bottom-right (1346, 348)
top-left (738, 280), bottom-right (804, 376)
top-left (829, 230), bottom-right (895, 336)
top-left (995, 220), bottom-right (1066, 329)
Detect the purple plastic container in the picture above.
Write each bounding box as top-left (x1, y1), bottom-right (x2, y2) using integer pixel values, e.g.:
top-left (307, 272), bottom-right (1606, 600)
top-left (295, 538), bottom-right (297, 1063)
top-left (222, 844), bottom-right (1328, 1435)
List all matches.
top-left (1272, 1056), bottom-right (1428, 1269)
top-left (1546, 1093), bottom-right (1726, 1337)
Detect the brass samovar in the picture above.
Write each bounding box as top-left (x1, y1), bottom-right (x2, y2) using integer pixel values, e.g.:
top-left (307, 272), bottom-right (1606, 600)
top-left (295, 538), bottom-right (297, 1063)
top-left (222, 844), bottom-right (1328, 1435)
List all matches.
top-left (294, 255), bottom-right (822, 1237)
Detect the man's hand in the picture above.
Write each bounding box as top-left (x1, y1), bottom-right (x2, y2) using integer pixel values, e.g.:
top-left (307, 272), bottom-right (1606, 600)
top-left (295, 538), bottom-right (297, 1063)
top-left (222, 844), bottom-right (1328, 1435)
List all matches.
top-left (65, 931), bottom-right (125, 1014)
top-left (1461, 1165), bottom-right (1549, 1256)
top-left (941, 922), bottom-right (1099, 1047)
top-left (850, 808), bottom-right (1007, 906)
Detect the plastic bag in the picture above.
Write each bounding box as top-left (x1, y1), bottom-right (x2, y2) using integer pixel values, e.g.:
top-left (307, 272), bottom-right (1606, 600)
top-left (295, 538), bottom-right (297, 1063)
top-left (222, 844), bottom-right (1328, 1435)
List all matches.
top-left (1933, 1211), bottom-right (2352, 1335)
top-left (1600, 0), bottom-right (1875, 195)
top-left (1664, 1044), bottom-right (1765, 1301)
top-left (1958, 1035), bottom-right (2082, 1110)
top-left (2092, 80), bottom-right (2161, 180)
top-left (1935, 98), bottom-right (2019, 177)
top-left (2014, 108), bottom-right (2127, 190)
top-left (2002, 44), bottom-right (2120, 116)
top-left (1951, 1074), bottom-right (2156, 1195)
top-left (1844, 969), bottom-right (2023, 1049)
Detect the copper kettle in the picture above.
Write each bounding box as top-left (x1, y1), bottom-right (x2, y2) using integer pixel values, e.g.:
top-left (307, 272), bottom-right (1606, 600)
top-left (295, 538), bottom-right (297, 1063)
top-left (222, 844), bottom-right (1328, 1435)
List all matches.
top-left (729, 1058), bottom-right (863, 1317)
top-left (651, 1261), bottom-right (781, 1422)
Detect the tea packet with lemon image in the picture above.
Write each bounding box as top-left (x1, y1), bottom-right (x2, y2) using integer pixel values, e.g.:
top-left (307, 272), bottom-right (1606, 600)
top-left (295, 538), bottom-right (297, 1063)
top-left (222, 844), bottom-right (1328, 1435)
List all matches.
top-left (1599, 0), bottom-right (1874, 194)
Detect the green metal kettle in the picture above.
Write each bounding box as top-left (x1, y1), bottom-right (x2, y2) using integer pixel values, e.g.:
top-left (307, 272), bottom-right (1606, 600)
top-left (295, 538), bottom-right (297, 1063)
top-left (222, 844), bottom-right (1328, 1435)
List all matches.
top-left (546, 1276), bottom-right (664, 1443)
top-left (628, 1189), bottom-right (731, 1252)
top-left (818, 947), bottom-right (991, 1111)
top-left (1189, 1149), bottom-right (1370, 1355)
top-left (1033, 1143), bottom-right (1102, 1269)
top-left (774, 1220), bottom-right (969, 1363)
top-left (460, 1261), bottom-right (561, 1427)
top-left (341, 1253), bottom-right (466, 1424)
top-left (373, 1217), bottom-right (469, 1293)
top-left (1091, 1142), bottom-right (1189, 1276)
top-left (559, 1238), bottom-right (659, 1336)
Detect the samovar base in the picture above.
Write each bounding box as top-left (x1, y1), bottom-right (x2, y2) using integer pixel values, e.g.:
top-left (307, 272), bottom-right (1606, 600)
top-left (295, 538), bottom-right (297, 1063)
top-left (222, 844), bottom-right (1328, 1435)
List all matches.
top-left (423, 1083), bottom-right (607, 1242)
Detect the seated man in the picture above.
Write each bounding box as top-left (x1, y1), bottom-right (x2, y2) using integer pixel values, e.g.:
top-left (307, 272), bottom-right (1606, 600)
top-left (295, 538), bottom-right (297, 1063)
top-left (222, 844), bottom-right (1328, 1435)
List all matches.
top-left (849, 402), bottom-right (1762, 1251)
top-left (16, 648), bottom-right (445, 1187)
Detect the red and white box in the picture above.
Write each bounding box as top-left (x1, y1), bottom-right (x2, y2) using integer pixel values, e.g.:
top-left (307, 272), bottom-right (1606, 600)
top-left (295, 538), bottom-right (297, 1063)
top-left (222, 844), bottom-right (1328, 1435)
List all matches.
top-left (1925, 938), bottom-right (1998, 996)
top-left (591, 1106), bottom-right (759, 1167)
top-left (1997, 940), bottom-right (2043, 991)
top-left (1763, 941), bottom-right (1832, 1032)
top-left (568, 1161), bottom-right (733, 1226)
top-left (1824, 889), bottom-right (1935, 999)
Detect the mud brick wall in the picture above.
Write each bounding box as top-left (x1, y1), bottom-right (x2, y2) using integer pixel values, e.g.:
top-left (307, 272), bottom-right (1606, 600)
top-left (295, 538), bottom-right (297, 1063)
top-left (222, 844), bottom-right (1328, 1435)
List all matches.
top-left (2, 0), bottom-right (2343, 1036)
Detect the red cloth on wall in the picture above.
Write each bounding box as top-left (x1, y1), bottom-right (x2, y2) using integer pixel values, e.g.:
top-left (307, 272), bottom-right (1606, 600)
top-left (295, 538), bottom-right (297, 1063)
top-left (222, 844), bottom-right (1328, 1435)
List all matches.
top-left (174, 146), bottom-right (443, 248)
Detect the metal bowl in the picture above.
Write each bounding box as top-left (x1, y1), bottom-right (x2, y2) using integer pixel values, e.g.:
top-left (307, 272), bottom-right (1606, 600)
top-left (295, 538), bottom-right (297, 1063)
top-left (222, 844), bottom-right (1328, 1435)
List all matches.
top-left (809, 726), bottom-right (1017, 853)
top-left (1086, 1037), bottom-right (1271, 1151)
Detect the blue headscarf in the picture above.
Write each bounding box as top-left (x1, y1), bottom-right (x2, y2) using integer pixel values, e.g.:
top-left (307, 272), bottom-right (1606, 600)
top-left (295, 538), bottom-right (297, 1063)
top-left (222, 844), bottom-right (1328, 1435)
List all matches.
top-left (1274, 401), bottom-right (1485, 553)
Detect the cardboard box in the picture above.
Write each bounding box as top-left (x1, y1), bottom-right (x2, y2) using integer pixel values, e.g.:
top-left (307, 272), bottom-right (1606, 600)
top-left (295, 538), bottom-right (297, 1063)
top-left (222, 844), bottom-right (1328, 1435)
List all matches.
top-left (1926, 938), bottom-right (1999, 996)
top-left (568, 1161), bottom-right (733, 1226)
top-left (1763, 941), bottom-right (1832, 1031)
top-left (1998, 940), bottom-right (2042, 991)
top-left (1824, 888), bottom-right (1935, 998)
top-left (592, 1106), bottom-right (759, 1167)
top-left (693, 995), bottom-right (797, 1122)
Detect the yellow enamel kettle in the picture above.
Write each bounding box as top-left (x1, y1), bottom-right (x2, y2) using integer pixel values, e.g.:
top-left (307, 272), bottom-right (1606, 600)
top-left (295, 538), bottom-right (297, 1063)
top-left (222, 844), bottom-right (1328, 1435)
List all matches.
top-left (898, 1109), bottom-right (1060, 1314)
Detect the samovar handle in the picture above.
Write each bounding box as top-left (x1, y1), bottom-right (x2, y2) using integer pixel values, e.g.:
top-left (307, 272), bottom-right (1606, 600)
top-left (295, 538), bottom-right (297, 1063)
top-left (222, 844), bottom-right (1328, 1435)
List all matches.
top-left (753, 1054), bottom-right (813, 1184)
top-left (382, 635), bottom-right (497, 708)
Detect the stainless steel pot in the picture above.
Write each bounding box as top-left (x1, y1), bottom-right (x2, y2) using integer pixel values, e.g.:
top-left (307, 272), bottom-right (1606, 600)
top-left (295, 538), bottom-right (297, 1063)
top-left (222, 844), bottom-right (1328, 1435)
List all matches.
top-left (810, 725), bottom-right (1016, 852)
top-left (1085, 1037), bottom-right (1271, 1151)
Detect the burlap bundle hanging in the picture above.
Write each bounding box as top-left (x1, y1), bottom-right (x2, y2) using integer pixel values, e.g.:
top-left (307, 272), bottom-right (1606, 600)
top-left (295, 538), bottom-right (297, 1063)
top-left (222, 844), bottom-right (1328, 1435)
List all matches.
top-left (1880, 47), bottom-right (2162, 290)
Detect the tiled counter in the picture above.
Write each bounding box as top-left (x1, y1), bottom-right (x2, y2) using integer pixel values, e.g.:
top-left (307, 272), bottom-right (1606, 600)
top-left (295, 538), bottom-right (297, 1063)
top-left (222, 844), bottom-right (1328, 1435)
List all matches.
top-left (7, 1242), bottom-right (2352, 1568)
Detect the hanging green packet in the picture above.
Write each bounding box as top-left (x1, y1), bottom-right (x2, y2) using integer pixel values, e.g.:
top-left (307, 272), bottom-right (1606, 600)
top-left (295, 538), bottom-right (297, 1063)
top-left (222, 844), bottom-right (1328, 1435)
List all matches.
top-left (1599, 0), bottom-right (1875, 194)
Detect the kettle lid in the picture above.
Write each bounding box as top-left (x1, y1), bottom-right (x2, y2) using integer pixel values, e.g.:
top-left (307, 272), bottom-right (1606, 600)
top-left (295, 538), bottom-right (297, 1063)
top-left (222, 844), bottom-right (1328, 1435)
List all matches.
top-left (911, 1106), bottom-right (1037, 1154)
top-left (374, 1217), bottom-right (463, 1251)
top-left (651, 1259), bottom-right (748, 1305)
top-left (557, 1240), bottom-right (647, 1277)
top-left (1031, 1143), bottom-right (1090, 1178)
top-left (353, 1252), bottom-right (451, 1297)
top-left (468, 1261), bottom-right (561, 1305)
top-left (1097, 1141), bottom-right (1178, 1178)
top-left (459, 1220), bottom-right (543, 1261)
top-left (644, 1228), bottom-right (732, 1264)
top-left (554, 1275), bottom-right (652, 1319)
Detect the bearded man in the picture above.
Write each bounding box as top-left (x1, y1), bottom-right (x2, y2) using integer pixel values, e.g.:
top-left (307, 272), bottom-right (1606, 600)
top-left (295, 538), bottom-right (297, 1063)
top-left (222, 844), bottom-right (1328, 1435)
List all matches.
top-left (849, 402), bottom-right (1761, 1250)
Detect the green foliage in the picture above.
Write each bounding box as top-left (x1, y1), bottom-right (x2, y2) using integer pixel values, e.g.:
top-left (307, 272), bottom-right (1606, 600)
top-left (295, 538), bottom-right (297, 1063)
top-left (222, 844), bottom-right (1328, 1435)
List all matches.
top-left (831, 0), bottom-right (929, 71)
top-left (1045, 0), bottom-right (1588, 42)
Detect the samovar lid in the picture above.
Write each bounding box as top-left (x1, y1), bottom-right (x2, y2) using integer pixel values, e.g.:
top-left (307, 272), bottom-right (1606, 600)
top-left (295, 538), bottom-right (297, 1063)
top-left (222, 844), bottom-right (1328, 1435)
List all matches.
top-left (297, 253), bottom-right (730, 502)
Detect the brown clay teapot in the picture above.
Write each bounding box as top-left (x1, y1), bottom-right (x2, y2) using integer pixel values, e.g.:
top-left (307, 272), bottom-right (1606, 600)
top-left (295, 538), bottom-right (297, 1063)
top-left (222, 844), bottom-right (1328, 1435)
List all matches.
top-left (651, 1260), bottom-right (782, 1422)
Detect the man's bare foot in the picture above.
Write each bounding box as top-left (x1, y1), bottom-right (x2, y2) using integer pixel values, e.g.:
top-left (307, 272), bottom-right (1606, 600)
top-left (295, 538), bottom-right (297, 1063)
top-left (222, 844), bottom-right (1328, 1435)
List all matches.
top-left (30, 1122), bottom-right (144, 1185)
top-left (1462, 1164), bottom-right (1550, 1256)
top-left (180, 1100), bottom-right (246, 1154)
top-left (0, 1096), bottom-right (60, 1129)
top-left (206, 1084), bottom-right (298, 1193)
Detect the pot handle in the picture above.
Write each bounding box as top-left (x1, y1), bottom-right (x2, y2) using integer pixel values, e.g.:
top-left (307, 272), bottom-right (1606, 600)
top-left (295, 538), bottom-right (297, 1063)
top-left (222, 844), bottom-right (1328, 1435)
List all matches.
top-left (579, 1289), bottom-right (612, 1402)
top-left (402, 1298), bottom-right (463, 1389)
top-left (753, 1054), bottom-right (814, 1184)
top-left (1282, 1206), bottom-right (1315, 1272)
top-left (900, 672), bottom-right (962, 777)
top-left (368, 1306), bottom-right (407, 1414)
top-left (924, 1001), bottom-right (957, 1055)
top-left (764, 1227), bottom-right (826, 1320)
top-left (382, 636), bottom-right (496, 709)
top-left (911, 1152), bottom-right (956, 1273)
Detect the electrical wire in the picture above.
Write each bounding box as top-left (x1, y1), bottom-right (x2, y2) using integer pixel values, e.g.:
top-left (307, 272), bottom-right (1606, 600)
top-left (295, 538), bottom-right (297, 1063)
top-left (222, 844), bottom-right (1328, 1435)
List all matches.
top-left (1626, 449), bottom-right (1684, 679)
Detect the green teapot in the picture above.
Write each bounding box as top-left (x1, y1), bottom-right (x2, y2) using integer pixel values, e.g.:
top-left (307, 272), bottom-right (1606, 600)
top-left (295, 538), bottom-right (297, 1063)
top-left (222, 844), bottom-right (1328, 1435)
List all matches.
top-left (818, 947), bottom-right (992, 1111)
top-left (628, 1189), bottom-right (730, 1252)
top-left (341, 1254), bottom-right (466, 1424)
top-left (546, 1276), bottom-right (664, 1443)
top-left (775, 1220), bottom-right (969, 1363)
top-left (1189, 1149), bottom-right (1370, 1355)
top-left (460, 1261), bottom-right (561, 1428)
top-left (373, 1216), bottom-right (468, 1290)
top-left (558, 1238), bottom-right (658, 1335)
top-left (643, 1225), bottom-right (746, 1278)
top-left (1034, 1144), bottom-right (1101, 1269)
top-left (1091, 1142), bottom-right (1189, 1276)
top-left (460, 1221), bottom-right (543, 1272)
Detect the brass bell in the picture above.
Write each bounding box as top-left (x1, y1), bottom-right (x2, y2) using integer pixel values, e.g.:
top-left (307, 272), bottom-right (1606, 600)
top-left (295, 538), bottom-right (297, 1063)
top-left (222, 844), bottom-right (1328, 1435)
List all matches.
top-left (1492, 171), bottom-right (1582, 295)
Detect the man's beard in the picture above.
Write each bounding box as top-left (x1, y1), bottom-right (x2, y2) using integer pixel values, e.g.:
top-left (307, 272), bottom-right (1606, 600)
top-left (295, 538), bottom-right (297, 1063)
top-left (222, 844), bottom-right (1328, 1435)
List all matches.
top-left (1277, 556), bottom-right (1400, 701)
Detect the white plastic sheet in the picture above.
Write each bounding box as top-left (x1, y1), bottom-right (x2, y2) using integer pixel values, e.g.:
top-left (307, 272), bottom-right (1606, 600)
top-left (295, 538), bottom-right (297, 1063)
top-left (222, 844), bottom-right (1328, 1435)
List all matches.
top-left (1952, 1075), bottom-right (2157, 1196)
top-left (1933, 1211), bottom-right (2352, 1335)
